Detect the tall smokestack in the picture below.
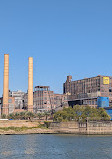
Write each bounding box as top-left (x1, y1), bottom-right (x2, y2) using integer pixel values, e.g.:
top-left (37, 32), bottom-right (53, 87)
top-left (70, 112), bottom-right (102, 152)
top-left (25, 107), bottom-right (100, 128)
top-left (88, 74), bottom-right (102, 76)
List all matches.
top-left (28, 57), bottom-right (33, 112)
top-left (2, 54), bottom-right (9, 115)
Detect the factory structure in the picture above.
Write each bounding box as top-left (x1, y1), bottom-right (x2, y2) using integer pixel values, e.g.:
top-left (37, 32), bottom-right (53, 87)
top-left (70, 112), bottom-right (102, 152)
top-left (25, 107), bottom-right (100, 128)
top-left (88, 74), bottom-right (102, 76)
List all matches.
top-left (63, 75), bottom-right (112, 119)
top-left (0, 54), bottom-right (112, 118)
top-left (63, 75), bottom-right (112, 107)
top-left (0, 54), bottom-right (67, 116)
top-left (2, 54), bottom-right (9, 115)
top-left (24, 86), bottom-right (67, 113)
top-left (0, 54), bottom-right (34, 115)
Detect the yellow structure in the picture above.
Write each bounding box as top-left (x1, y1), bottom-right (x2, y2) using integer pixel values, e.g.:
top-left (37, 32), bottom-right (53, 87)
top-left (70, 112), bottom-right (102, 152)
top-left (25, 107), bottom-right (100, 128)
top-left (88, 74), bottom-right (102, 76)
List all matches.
top-left (28, 57), bottom-right (33, 112)
top-left (2, 54), bottom-right (9, 115)
top-left (103, 77), bottom-right (109, 85)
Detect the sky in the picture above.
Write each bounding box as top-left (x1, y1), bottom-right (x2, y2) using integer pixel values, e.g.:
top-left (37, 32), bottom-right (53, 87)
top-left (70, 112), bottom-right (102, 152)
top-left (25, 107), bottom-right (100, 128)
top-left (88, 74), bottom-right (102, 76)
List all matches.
top-left (0, 0), bottom-right (112, 96)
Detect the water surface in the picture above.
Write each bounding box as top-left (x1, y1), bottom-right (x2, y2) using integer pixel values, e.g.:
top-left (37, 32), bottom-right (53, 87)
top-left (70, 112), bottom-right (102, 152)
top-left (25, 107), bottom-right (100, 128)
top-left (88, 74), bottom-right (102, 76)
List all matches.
top-left (0, 134), bottom-right (112, 159)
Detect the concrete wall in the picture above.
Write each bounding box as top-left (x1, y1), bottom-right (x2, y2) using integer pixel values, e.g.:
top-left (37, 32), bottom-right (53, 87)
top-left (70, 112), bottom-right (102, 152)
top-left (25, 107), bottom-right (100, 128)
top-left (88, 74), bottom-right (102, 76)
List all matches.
top-left (49, 121), bottom-right (112, 134)
top-left (87, 121), bottom-right (112, 134)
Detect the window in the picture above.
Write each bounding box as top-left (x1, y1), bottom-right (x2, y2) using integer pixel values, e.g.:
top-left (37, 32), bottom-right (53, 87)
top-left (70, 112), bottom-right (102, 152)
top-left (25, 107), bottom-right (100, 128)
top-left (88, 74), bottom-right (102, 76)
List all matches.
top-left (8, 99), bottom-right (12, 103)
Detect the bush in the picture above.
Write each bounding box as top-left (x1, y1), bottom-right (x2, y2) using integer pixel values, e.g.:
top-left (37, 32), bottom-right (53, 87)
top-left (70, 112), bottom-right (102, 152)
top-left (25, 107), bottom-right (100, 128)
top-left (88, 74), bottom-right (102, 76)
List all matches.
top-left (44, 121), bottom-right (52, 128)
top-left (1, 114), bottom-right (7, 119)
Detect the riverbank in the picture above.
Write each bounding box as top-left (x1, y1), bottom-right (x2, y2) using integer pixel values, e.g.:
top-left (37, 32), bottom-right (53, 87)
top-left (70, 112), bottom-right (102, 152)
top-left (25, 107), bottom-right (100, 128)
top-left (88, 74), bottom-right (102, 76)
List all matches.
top-left (0, 127), bottom-right (56, 135)
top-left (0, 120), bottom-right (56, 135)
top-left (1, 120), bottom-right (112, 135)
top-left (1, 127), bottom-right (112, 135)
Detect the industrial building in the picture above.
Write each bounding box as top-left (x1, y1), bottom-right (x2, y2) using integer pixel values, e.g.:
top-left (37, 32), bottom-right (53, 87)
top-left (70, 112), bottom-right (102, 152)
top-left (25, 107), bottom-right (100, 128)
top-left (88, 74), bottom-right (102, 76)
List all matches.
top-left (0, 54), bottom-right (68, 115)
top-left (1, 53), bottom-right (112, 118)
top-left (24, 86), bottom-right (68, 113)
top-left (10, 90), bottom-right (25, 109)
top-left (63, 75), bottom-right (112, 107)
top-left (33, 86), bottom-right (54, 112)
top-left (0, 96), bottom-right (15, 115)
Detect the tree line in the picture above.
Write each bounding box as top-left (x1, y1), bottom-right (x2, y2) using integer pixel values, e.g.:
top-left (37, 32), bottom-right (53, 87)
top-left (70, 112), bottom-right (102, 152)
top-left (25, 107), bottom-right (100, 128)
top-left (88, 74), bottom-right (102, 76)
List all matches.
top-left (53, 105), bottom-right (111, 122)
top-left (1, 105), bottom-right (111, 122)
top-left (1, 111), bottom-right (51, 120)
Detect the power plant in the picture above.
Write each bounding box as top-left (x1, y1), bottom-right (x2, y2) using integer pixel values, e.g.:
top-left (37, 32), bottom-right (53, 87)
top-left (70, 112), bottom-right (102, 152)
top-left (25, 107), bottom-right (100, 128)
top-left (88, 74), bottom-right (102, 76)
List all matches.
top-left (0, 54), bottom-right (67, 116)
top-left (1, 54), bottom-right (112, 118)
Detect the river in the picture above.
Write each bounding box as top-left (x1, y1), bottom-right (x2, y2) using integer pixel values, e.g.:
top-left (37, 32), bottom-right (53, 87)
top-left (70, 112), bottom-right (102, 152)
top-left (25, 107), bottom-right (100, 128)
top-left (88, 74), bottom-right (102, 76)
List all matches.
top-left (0, 134), bottom-right (112, 159)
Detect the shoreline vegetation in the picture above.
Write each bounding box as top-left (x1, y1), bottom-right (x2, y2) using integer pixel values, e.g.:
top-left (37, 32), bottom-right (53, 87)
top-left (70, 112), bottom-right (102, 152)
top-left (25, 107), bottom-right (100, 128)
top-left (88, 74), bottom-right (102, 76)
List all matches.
top-left (0, 126), bottom-right (56, 135)
top-left (0, 105), bottom-right (112, 135)
top-left (1, 105), bottom-right (110, 122)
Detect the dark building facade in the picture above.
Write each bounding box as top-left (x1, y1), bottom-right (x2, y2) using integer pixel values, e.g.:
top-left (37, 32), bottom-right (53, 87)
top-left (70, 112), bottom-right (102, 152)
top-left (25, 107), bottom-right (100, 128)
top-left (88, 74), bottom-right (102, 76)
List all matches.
top-left (23, 86), bottom-right (68, 113)
top-left (63, 75), bottom-right (112, 107)
top-left (33, 86), bottom-right (54, 112)
top-left (33, 86), bottom-right (67, 113)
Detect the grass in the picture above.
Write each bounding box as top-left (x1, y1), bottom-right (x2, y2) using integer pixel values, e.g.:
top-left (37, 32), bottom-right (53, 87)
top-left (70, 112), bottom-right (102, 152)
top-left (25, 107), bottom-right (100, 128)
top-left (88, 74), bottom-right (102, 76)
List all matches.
top-left (37, 124), bottom-right (48, 129)
top-left (0, 123), bottom-right (47, 131)
top-left (0, 126), bottom-right (38, 132)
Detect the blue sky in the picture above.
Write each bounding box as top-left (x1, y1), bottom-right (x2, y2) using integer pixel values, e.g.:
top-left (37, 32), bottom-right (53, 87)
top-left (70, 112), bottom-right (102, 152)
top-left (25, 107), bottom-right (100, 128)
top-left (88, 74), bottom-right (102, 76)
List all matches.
top-left (0, 0), bottom-right (112, 96)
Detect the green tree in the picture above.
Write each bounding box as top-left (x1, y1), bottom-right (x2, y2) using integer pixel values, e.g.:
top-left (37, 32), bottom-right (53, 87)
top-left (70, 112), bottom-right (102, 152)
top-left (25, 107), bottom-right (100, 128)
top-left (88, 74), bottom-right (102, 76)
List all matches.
top-left (25, 111), bottom-right (35, 120)
top-left (53, 105), bottom-right (111, 122)
top-left (1, 114), bottom-right (7, 119)
top-left (44, 112), bottom-right (50, 121)
top-left (38, 113), bottom-right (43, 120)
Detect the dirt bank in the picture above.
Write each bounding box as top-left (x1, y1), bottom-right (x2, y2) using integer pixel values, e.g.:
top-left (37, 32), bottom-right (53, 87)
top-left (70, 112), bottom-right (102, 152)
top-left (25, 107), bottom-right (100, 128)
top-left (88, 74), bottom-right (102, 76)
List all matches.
top-left (0, 128), bottom-right (56, 135)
